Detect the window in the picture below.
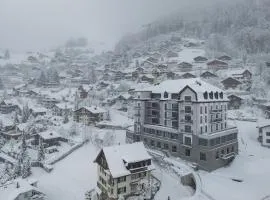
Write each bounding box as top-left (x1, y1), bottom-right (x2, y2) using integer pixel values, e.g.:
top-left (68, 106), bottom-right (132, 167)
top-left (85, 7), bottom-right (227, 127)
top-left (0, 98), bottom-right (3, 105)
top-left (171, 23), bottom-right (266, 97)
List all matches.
top-left (185, 125), bottom-right (192, 133)
top-left (172, 121), bottom-right (179, 129)
top-left (199, 138), bottom-right (208, 146)
top-left (172, 93), bottom-right (178, 99)
top-left (171, 133), bottom-right (178, 140)
top-left (164, 120), bottom-right (167, 126)
top-left (117, 176), bottom-right (126, 183)
top-left (200, 152), bottom-right (206, 161)
top-left (172, 145), bottom-right (177, 152)
top-left (266, 132), bottom-right (270, 136)
top-left (221, 123), bottom-right (223, 130)
top-left (231, 146), bottom-right (234, 152)
top-left (221, 136), bottom-right (226, 143)
top-left (216, 137), bottom-right (221, 145)
top-left (185, 149), bottom-right (191, 156)
top-left (216, 124), bottom-right (218, 131)
top-left (185, 115), bottom-right (191, 121)
top-left (216, 151), bottom-right (219, 159)
top-left (225, 122), bottom-right (227, 128)
top-left (200, 126), bottom-right (203, 134)
top-left (221, 149), bottom-right (225, 155)
top-left (205, 116), bottom-right (207, 123)
top-left (185, 106), bottom-right (191, 113)
top-left (205, 106), bottom-right (207, 114)
top-left (164, 143), bottom-right (169, 149)
top-left (165, 103), bottom-right (168, 110)
top-left (200, 116), bottom-right (203, 124)
top-left (117, 187), bottom-right (126, 194)
top-left (164, 92), bottom-right (168, 98)
top-left (200, 106), bottom-right (203, 114)
top-left (165, 112), bottom-right (168, 118)
top-left (151, 140), bottom-right (155, 146)
top-left (227, 148), bottom-right (230, 154)
top-left (266, 139), bottom-right (270, 143)
top-left (172, 103), bottom-right (178, 110)
top-left (185, 96), bottom-right (191, 102)
top-left (157, 142), bottom-right (161, 148)
top-left (205, 125), bottom-right (207, 133)
top-left (210, 139), bottom-right (215, 146)
top-left (184, 136), bottom-right (192, 146)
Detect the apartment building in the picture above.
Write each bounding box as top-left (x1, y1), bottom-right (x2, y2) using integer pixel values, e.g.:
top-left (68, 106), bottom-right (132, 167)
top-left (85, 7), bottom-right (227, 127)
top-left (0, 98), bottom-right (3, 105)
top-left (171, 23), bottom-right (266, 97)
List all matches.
top-left (126, 78), bottom-right (238, 171)
top-left (94, 142), bottom-right (154, 200)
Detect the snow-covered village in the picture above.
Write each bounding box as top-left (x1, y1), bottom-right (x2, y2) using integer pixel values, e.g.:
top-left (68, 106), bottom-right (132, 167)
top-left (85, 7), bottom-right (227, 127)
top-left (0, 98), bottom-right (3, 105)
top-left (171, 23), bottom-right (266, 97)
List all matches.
top-left (1, 0), bottom-right (270, 200)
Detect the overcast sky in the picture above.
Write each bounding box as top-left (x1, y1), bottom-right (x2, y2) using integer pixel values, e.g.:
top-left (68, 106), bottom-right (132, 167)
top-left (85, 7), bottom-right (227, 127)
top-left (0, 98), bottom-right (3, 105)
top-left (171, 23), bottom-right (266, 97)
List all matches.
top-left (0, 0), bottom-right (227, 52)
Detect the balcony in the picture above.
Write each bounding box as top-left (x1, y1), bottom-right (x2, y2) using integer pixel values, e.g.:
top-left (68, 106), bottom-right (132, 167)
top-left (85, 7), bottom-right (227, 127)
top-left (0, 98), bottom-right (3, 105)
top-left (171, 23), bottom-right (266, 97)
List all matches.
top-left (180, 110), bottom-right (193, 115)
top-left (129, 166), bottom-right (149, 174)
top-left (180, 119), bottom-right (193, 124)
top-left (220, 152), bottom-right (236, 160)
top-left (181, 129), bottom-right (193, 134)
top-left (210, 118), bottom-right (222, 123)
top-left (210, 109), bottom-right (222, 113)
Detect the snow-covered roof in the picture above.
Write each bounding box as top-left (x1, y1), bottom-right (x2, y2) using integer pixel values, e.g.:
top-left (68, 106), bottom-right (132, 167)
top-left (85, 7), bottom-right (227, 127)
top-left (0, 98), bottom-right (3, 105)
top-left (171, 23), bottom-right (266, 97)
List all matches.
top-left (38, 130), bottom-right (62, 140)
top-left (83, 106), bottom-right (106, 114)
top-left (257, 120), bottom-right (270, 128)
top-left (100, 142), bottom-right (152, 178)
top-left (0, 178), bottom-right (43, 200)
top-left (55, 103), bottom-right (73, 110)
top-left (139, 78), bottom-right (226, 102)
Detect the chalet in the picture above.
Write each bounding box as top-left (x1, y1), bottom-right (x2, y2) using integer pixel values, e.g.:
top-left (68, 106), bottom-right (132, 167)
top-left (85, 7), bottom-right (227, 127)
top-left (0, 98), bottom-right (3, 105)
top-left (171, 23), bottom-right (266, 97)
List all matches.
top-left (0, 178), bottom-right (45, 200)
top-left (178, 62), bottom-right (193, 72)
top-left (39, 98), bottom-right (60, 109)
top-left (221, 77), bottom-right (242, 90)
top-left (73, 106), bottom-right (107, 125)
top-left (227, 69), bottom-right (252, 83)
top-left (132, 52), bottom-right (141, 58)
top-left (156, 64), bottom-right (168, 71)
top-left (257, 120), bottom-right (270, 147)
top-left (177, 72), bottom-right (196, 79)
top-left (218, 55), bottom-right (232, 61)
top-left (151, 52), bottom-right (162, 60)
top-left (132, 71), bottom-right (139, 81)
top-left (141, 60), bottom-right (155, 69)
top-left (207, 59), bottom-right (229, 71)
top-left (200, 71), bottom-right (218, 79)
top-left (152, 68), bottom-right (161, 77)
top-left (140, 75), bottom-right (154, 84)
top-left (98, 81), bottom-right (110, 89)
top-left (0, 100), bottom-right (20, 114)
top-left (166, 71), bottom-right (176, 80)
top-left (166, 50), bottom-right (178, 58)
top-left (29, 107), bottom-right (47, 117)
top-left (35, 130), bottom-right (67, 147)
top-left (227, 94), bottom-right (243, 110)
top-left (114, 94), bottom-right (133, 109)
top-left (146, 57), bottom-right (158, 64)
top-left (102, 73), bottom-right (110, 81)
top-left (94, 142), bottom-right (154, 200)
top-left (52, 103), bottom-right (73, 116)
top-left (0, 126), bottom-right (22, 140)
top-left (78, 85), bottom-right (88, 99)
top-left (114, 71), bottom-right (126, 81)
top-left (27, 56), bottom-right (38, 63)
top-left (135, 67), bottom-right (144, 73)
top-left (193, 56), bottom-right (208, 63)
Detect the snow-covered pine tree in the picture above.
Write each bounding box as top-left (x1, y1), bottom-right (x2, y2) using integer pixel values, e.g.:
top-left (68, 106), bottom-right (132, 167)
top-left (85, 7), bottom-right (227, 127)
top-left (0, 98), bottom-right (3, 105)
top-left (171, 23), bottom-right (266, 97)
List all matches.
top-left (22, 158), bottom-right (31, 178)
top-left (90, 67), bottom-right (97, 84)
top-left (37, 139), bottom-right (45, 162)
top-left (0, 78), bottom-right (5, 90)
top-left (37, 71), bottom-right (47, 87)
top-left (4, 49), bottom-right (10, 60)
top-left (22, 103), bottom-right (30, 123)
top-left (13, 111), bottom-right (19, 125)
top-left (13, 159), bottom-right (22, 178)
top-left (63, 106), bottom-right (69, 124)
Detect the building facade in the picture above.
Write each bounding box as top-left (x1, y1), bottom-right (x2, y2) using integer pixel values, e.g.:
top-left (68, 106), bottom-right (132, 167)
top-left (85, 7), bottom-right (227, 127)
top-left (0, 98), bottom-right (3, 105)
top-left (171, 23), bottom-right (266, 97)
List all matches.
top-left (94, 142), bottom-right (154, 200)
top-left (257, 121), bottom-right (270, 147)
top-left (126, 78), bottom-right (238, 171)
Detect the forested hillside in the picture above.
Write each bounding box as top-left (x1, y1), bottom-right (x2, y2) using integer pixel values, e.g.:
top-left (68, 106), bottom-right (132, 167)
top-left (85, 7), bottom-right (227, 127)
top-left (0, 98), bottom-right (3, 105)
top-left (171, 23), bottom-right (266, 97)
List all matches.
top-left (116, 0), bottom-right (270, 57)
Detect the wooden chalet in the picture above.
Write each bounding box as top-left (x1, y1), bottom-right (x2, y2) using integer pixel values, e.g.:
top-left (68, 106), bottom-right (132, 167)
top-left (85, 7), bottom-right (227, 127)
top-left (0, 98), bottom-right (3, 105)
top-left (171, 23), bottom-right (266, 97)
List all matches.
top-left (207, 59), bottom-right (229, 71)
top-left (200, 71), bottom-right (218, 79)
top-left (193, 56), bottom-right (208, 63)
top-left (221, 77), bottom-right (242, 90)
top-left (73, 106), bottom-right (107, 125)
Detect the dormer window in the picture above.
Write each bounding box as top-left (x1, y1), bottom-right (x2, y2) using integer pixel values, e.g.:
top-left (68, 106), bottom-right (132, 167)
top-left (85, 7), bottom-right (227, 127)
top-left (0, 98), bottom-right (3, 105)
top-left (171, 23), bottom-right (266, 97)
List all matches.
top-left (164, 91), bottom-right (168, 98)
top-left (220, 92), bottom-right (223, 99)
top-left (214, 92), bottom-right (219, 99)
top-left (203, 91), bottom-right (208, 99)
top-left (184, 96), bottom-right (192, 102)
top-left (209, 91), bottom-right (213, 99)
